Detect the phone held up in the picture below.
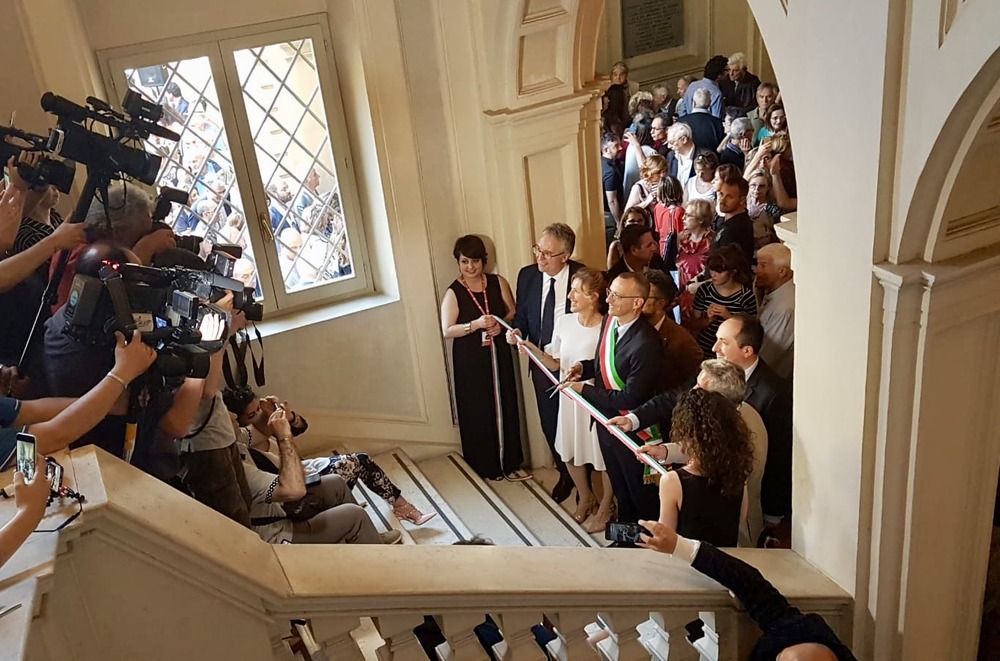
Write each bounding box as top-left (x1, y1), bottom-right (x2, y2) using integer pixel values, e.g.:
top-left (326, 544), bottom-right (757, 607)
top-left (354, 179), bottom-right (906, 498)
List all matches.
top-left (604, 521), bottom-right (651, 545)
top-left (15, 432), bottom-right (36, 481)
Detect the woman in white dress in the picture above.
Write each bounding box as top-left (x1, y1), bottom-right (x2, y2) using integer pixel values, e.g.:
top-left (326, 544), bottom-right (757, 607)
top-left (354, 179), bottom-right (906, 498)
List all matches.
top-left (517, 268), bottom-right (615, 532)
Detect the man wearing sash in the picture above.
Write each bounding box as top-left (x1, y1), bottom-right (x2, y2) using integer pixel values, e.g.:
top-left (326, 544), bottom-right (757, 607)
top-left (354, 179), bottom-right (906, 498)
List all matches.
top-left (563, 273), bottom-right (664, 525)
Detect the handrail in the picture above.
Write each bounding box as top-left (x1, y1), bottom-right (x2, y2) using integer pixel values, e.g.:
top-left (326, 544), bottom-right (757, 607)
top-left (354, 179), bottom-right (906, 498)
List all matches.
top-left (495, 317), bottom-right (668, 476)
top-left (0, 447), bottom-right (853, 660)
top-left (57, 447), bottom-right (847, 607)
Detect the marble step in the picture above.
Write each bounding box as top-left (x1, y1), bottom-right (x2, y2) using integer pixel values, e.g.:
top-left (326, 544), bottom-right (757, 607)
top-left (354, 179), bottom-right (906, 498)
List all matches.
top-left (352, 482), bottom-right (416, 546)
top-left (372, 448), bottom-right (473, 545)
top-left (483, 472), bottom-right (601, 548)
top-left (417, 453), bottom-right (542, 547)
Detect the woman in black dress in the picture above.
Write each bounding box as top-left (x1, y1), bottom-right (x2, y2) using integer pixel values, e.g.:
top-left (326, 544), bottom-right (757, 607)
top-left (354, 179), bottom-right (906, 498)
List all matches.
top-left (439, 236), bottom-right (524, 480)
top-left (656, 389), bottom-right (754, 547)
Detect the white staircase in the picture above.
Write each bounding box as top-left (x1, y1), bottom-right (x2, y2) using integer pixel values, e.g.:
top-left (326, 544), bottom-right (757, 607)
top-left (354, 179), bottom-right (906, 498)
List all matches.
top-left (356, 448), bottom-right (601, 549)
top-left (4, 446), bottom-right (854, 661)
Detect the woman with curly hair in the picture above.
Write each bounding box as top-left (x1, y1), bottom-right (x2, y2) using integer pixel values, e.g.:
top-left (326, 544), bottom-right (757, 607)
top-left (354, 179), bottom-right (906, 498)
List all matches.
top-left (657, 389), bottom-right (753, 547)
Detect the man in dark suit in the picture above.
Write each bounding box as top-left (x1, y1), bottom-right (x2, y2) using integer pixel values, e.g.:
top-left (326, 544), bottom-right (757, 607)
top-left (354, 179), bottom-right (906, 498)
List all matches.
top-left (712, 314), bottom-right (792, 541)
top-left (506, 223), bottom-right (583, 502)
top-left (606, 225), bottom-right (671, 283)
top-left (562, 273), bottom-right (663, 524)
top-left (678, 87), bottom-right (725, 152)
top-left (665, 123), bottom-right (714, 190)
top-left (637, 521), bottom-right (856, 660)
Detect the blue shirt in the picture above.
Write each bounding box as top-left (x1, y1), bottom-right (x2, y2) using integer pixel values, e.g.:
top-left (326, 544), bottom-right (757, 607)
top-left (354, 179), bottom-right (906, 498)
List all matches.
top-left (0, 397), bottom-right (22, 428)
top-left (680, 78), bottom-right (724, 118)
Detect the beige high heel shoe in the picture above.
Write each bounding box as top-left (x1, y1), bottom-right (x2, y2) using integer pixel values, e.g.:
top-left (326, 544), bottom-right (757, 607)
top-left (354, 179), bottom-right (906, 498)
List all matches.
top-left (393, 501), bottom-right (437, 526)
top-left (583, 501), bottom-right (616, 534)
top-left (572, 498), bottom-right (598, 524)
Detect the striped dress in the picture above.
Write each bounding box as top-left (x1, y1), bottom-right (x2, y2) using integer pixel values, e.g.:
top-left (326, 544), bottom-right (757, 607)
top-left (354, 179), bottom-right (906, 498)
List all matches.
top-left (692, 283), bottom-right (758, 357)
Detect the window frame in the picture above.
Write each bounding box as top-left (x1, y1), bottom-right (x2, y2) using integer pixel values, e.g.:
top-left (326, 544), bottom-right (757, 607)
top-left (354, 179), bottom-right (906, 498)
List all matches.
top-left (97, 16), bottom-right (374, 317)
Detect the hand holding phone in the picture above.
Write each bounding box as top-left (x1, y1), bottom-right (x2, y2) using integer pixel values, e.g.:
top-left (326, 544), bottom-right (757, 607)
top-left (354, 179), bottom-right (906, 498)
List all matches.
top-left (604, 521), bottom-right (651, 545)
top-left (15, 433), bottom-right (36, 481)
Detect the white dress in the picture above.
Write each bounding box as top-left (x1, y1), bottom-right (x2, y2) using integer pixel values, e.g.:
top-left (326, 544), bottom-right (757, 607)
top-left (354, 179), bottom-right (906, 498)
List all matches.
top-left (546, 313), bottom-right (605, 470)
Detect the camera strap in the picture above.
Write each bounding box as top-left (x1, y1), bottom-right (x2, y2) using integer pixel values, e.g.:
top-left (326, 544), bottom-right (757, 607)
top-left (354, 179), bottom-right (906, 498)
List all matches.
top-left (222, 323), bottom-right (264, 390)
top-left (183, 395), bottom-right (216, 440)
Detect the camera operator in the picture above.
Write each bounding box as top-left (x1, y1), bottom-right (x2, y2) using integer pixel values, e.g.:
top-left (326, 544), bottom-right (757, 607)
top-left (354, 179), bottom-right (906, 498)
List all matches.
top-left (43, 242), bottom-right (227, 474)
top-left (0, 156), bottom-right (86, 397)
top-left (50, 181), bottom-right (160, 312)
top-left (1, 330), bottom-right (156, 455)
top-left (235, 409), bottom-right (401, 545)
top-left (2, 153), bottom-right (63, 249)
top-left (174, 299), bottom-right (255, 527)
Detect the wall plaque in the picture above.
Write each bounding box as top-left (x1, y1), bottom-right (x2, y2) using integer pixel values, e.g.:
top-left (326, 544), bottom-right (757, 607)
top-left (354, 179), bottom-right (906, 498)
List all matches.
top-left (622, 0), bottom-right (685, 59)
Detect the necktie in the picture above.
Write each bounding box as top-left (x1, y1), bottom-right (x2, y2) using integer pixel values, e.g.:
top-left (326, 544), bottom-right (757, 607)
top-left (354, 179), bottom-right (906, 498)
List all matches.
top-left (540, 277), bottom-right (556, 347)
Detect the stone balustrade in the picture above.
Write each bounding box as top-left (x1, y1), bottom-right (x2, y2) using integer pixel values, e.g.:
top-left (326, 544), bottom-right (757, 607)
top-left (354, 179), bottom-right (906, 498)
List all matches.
top-left (0, 446), bottom-right (852, 660)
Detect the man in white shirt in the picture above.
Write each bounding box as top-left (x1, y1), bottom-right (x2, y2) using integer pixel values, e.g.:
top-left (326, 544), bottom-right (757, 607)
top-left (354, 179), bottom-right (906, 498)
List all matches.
top-left (561, 273), bottom-right (663, 526)
top-left (508, 224), bottom-right (583, 500)
top-left (712, 315), bottom-right (792, 538)
top-left (665, 123), bottom-right (708, 191)
top-left (755, 243), bottom-right (795, 380)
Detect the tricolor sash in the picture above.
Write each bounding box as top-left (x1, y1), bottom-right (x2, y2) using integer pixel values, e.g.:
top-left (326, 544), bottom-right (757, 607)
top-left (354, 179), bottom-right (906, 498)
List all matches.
top-left (598, 318), bottom-right (662, 445)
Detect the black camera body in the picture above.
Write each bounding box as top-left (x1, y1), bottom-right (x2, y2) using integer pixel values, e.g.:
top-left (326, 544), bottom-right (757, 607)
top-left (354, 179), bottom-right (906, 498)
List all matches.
top-left (0, 127), bottom-right (76, 193)
top-left (63, 251), bottom-right (259, 378)
top-left (40, 91), bottom-right (178, 186)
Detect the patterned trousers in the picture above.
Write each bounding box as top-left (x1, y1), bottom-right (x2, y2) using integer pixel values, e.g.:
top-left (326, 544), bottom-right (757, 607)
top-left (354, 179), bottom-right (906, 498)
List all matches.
top-left (328, 452), bottom-right (402, 504)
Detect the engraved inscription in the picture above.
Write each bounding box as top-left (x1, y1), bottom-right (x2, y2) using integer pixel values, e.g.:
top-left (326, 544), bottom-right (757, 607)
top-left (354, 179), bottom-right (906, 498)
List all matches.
top-left (622, 0), bottom-right (685, 59)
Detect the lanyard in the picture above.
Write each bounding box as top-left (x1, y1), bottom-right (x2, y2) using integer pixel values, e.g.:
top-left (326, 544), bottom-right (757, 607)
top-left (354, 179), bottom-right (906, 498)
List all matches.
top-left (460, 275), bottom-right (490, 317)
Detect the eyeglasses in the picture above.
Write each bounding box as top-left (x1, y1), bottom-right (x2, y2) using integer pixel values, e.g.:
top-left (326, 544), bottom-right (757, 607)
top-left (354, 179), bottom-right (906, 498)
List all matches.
top-left (532, 245), bottom-right (566, 260)
top-left (606, 290), bottom-right (644, 302)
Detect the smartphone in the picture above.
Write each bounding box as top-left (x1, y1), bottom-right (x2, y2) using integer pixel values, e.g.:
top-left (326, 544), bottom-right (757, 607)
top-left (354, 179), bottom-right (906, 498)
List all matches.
top-left (604, 522), bottom-right (651, 545)
top-left (15, 432), bottom-right (36, 480)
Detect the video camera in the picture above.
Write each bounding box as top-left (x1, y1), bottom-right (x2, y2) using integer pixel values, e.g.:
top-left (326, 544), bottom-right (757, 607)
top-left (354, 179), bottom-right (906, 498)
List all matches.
top-left (40, 90), bottom-right (177, 186)
top-left (0, 125), bottom-right (76, 193)
top-left (63, 228), bottom-right (262, 378)
top-left (1, 89), bottom-right (177, 196)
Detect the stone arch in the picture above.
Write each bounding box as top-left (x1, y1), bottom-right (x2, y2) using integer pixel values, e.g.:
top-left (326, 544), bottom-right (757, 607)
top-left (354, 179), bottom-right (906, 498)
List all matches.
top-left (905, 47), bottom-right (1000, 262)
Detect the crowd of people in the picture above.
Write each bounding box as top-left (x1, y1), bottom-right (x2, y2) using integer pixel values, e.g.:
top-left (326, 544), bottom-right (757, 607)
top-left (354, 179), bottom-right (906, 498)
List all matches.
top-left (440, 52), bottom-right (797, 550)
top-left (431, 54), bottom-right (850, 659)
top-left (137, 72), bottom-right (354, 294)
top-left (0, 53), bottom-right (852, 661)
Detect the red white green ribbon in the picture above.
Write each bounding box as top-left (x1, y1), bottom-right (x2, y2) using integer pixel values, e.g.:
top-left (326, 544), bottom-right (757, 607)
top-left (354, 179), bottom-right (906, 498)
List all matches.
top-left (597, 318), bottom-right (662, 445)
top-left (495, 317), bottom-right (667, 476)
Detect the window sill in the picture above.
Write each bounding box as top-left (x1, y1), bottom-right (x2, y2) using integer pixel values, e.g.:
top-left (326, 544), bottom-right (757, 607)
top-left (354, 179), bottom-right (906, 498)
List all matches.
top-left (254, 292), bottom-right (399, 338)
